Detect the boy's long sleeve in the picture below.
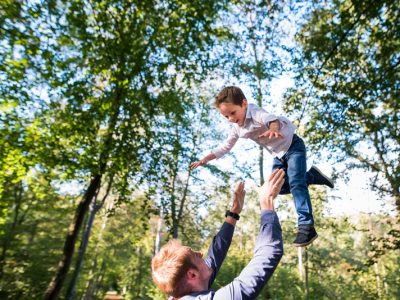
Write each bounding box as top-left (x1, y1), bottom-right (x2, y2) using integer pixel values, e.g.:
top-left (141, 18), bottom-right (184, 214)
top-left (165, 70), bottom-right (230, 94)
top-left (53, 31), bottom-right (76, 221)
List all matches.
top-left (211, 127), bottom-right (239, 159)
top-left (250, 105), bottom-right (279, 127)
top-left (211, 103), bottom-right (296, 160)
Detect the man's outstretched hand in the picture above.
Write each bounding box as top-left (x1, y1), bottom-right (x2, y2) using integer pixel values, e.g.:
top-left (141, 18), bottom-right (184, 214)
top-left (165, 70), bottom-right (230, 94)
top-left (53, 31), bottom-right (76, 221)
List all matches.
top-left (230, 181), bottom-right (245, 215)
top-left (257, 169), bottom-right (285, 210)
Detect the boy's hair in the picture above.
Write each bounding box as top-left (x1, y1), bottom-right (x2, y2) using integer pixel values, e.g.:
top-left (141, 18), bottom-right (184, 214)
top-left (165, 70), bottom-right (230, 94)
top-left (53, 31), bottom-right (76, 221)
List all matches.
top-left (151, 239), bottom-right (197, 297)
top-left (214, 86), bottom-right (246, 107)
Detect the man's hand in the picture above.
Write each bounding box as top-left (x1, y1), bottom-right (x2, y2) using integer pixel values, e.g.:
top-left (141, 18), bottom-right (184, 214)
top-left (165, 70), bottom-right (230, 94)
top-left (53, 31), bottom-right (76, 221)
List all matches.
top-left (258, 129), bottom-right (283, 139)
top-left (258, 169), bottom-right (285, 210)
top-left (230, 181), bottom-right (245, 214)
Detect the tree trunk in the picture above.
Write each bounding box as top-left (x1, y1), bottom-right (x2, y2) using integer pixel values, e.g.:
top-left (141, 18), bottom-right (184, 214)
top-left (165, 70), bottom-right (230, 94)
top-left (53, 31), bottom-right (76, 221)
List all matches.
top-left (81, 198), bottom-right (114, 300)
top-left (152, 214), bottom-right (163, 256)
top-left (44, 174), bottom-right (102, 300)
top-left (65, 200), bottom-right (98, 300)
top-left (304, 247), bottom-right (309, 297)
top-left (45, 76), bottom-right (123, 298)
top-left (297, 247), bottom-right (304, 281)
top-left (65, 175), bottom-right (113, 300)
top-left (298, 247), bottom-right (309, 296)
top-left (249, 7), bottom-right (266, 186)
top-left (259, 145), bottom-right (264, 185)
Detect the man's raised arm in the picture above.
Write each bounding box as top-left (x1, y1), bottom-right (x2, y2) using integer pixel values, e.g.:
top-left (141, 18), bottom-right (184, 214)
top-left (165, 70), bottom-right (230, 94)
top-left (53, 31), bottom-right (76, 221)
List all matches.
top-left (214, 169), bottom-right (285, 299)
top-left (205, 182), bottom-right (246, 287)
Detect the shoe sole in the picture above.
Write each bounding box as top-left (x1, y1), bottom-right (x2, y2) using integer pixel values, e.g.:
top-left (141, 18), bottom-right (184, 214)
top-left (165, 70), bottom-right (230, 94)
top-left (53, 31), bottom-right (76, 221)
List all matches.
top-left (293, 234), bottom-right (318, 247)
top-left (311, 166), bottom-right (334, 188)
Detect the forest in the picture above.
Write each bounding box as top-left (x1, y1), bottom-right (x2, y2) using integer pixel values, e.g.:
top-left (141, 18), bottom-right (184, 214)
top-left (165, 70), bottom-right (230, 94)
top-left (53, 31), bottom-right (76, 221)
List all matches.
top-left (0, 0), bottom-right (399, 299)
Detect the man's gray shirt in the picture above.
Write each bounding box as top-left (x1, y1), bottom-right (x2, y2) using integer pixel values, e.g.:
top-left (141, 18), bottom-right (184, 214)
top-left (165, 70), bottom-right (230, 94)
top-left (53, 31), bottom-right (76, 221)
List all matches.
top-left (176, 210), bottom-right (283, 300)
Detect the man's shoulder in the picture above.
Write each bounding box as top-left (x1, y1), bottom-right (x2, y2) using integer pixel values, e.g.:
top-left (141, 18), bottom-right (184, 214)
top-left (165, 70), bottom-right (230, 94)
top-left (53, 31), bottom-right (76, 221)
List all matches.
top-left (174, 290), bottom-right (214, 300)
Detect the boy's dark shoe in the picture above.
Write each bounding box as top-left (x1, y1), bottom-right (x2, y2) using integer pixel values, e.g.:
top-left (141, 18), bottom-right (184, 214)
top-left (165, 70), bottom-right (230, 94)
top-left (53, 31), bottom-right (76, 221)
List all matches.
top-left (293, 225), bottom-right (318, 247)
top-left (308, 166), bottom-right (334, 188)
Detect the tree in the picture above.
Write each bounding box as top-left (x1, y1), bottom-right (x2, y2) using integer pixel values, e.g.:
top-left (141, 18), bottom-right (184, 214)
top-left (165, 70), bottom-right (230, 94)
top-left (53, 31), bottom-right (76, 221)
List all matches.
top-left (285, 0), bottom-right (399, 213)
top-left (0, 173), bottom-right (76, 299)
top-left (218, 0), bottom-right (291, 184)
top-left (1, 0), bottom-right (229, 298)
top-left (153, 91), bottom-right (215, 239)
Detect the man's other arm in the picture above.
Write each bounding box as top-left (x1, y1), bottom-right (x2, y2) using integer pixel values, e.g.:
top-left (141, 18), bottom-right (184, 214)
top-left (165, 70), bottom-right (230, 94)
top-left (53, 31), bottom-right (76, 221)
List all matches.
top-left (213, 210), bottom-right (283, 299)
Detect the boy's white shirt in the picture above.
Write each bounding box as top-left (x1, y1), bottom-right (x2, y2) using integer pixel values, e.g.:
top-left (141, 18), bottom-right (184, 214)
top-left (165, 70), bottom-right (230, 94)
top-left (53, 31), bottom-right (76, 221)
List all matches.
top-left (212, 103), bottom-right (296, 159)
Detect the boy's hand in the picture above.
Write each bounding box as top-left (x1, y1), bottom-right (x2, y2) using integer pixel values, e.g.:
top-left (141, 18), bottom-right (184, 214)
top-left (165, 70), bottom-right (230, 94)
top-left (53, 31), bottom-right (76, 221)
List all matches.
top-left (230, 181), bottom-right (245, 214)
top-left (258, 129), bottom-right (283, 139)
top-left (190, 153), bottom-right (217, 169)
top-left (190, 160), bottom-right (206, 169)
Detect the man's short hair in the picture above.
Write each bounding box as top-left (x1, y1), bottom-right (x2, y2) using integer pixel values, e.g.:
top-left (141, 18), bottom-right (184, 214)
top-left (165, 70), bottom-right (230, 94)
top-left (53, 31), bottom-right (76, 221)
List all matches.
top-left (214, 86), bottom-right (246, 107)
top-left (151, 239), bottom-right (197, 297)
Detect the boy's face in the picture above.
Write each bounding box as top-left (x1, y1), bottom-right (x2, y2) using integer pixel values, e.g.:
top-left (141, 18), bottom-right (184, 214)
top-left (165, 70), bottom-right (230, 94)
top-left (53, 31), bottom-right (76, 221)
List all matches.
top-left (217, 100), bottom-right (248, 127)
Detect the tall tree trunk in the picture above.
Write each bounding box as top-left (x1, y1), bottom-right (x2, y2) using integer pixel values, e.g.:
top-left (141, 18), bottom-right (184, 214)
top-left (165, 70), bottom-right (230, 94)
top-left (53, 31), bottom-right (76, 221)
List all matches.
top-left (304, 247), bottom-right (309, 297)
top-left (259, 146), bottom-right (264, 185)
top-left (172, 125), bottom-right (196, 238)
top-left (248, 7), bottom-right (266, 186)
top-left (81, 197), bottom-right (114, 300)
top-left (297, 247), bottom-right (309, 296)
top-left (297, 247), bottom-right (304, 281)
top-left (256, 77), bottom-right (265, 186)
top-left (45, 80), bottom-right (123, 299)
top-left (65, 201), bottom-right (98, 300)
top-left (65, 176), bottom-right (113, 300)
top-left (151, 213), bottom-right (163, 256)
top-left (44, 174), bottom-right (102, 300)
top-left (176, 166), bottom-right (192, 232)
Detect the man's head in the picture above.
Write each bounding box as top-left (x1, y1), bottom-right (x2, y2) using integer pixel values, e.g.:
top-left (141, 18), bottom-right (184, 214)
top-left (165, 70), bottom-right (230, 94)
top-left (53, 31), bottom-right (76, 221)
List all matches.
top-left (214, 86), bottom-right (248, 127)
top-left (151, 239), bottom-right (212, 298)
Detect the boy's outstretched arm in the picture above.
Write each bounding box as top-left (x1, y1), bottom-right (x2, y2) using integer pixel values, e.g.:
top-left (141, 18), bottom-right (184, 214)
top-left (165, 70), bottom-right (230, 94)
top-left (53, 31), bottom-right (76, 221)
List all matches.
top-left (190, 153), bottom-right (217, 169)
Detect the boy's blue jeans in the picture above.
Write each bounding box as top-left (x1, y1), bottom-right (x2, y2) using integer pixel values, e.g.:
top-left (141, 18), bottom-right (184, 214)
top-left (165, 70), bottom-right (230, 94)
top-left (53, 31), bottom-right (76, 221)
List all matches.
top-left (272, 134), bottom-right (314, 226)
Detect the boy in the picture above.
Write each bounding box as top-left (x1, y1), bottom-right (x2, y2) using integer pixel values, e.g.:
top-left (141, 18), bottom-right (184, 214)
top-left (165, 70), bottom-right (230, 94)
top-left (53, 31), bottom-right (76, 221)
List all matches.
top-left (191, 86), bottom-right (334, 247)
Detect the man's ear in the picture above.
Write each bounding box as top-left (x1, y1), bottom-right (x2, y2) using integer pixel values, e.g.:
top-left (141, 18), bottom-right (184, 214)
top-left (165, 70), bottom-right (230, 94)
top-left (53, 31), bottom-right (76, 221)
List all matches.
top-left (186, 268), bottom-right (198, 281)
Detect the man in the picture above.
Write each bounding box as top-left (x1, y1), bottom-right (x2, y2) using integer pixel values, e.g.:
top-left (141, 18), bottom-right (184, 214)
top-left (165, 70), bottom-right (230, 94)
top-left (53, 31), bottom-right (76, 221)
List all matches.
top-left (151, 169), bottom-right (285, 299)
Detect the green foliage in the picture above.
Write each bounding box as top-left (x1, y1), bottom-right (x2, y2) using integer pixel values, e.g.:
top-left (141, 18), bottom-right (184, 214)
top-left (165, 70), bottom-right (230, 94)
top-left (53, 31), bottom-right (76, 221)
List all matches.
top-left (284, 0), bottom-right (400, 211)
top-left (1, 0), bottom-right (400, 298)
top-left (0, 174), bottom-right (76, 299)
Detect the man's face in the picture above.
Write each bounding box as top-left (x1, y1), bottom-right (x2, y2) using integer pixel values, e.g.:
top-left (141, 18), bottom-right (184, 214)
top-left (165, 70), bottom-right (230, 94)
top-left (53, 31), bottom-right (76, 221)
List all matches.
top-left (217, 100), bottom-right (248, 127)
top-left (190, 249), bottom-right (212, 287)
